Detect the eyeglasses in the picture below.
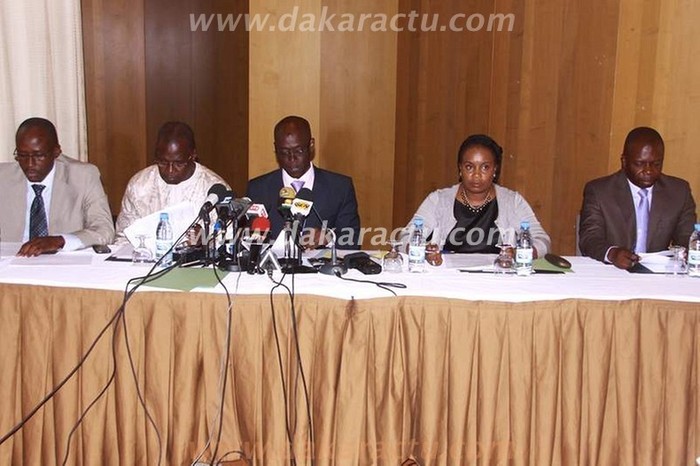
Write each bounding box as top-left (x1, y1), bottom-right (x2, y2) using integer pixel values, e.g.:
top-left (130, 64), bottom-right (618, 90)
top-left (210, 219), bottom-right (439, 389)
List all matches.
top-left (155, 158), bottom-right (192, 170)
top-left (275, 145), bottom-right (309, 159)
top-left (13, 149), bottom-right (52, 161)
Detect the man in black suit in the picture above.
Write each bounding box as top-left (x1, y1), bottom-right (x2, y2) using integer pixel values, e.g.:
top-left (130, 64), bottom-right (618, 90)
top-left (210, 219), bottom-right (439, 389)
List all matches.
top-left (579, 126), bottom-right (696, 269)
top-left (246, 115), bottom-right (361, 249)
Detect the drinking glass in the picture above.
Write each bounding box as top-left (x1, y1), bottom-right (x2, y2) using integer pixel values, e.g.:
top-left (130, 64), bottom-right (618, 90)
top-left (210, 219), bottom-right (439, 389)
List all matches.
top-left (665, 245), bottom-right (687, 276)
top-left (382, 241), bottom-right (404, 273)
top-left (493, 243), bottom-right (515, 274)
top-left (132, 234), bottom-right (154, 264)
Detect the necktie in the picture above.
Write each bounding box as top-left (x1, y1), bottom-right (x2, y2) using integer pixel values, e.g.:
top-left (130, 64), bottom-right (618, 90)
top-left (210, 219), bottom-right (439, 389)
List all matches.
top-left (291, 180), bottom-right (305, 194)
top-left (30, 184), bottom-right (49, 239)
top-left (634, 188), bottom-right (649, 253)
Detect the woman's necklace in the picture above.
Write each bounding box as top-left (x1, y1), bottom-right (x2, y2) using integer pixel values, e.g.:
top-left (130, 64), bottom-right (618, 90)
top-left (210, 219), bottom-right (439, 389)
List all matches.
top-left (458, 186), bottom-right (494, 213)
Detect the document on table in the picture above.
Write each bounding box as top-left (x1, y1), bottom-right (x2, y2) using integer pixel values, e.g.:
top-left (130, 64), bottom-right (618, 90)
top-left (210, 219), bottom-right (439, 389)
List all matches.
top-left (123, 202), bottom-right (199, 252)
top-left (637, 250), bottom-right (673, 273)
top-left (10, 252), bottom-right (93, 266)
top-left (1, 242), bottom-right (22, 258)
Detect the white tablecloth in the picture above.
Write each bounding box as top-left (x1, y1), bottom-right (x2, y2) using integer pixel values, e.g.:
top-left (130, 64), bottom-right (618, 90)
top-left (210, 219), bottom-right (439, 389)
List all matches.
top-left (0, 245), bottom-right (698, 302)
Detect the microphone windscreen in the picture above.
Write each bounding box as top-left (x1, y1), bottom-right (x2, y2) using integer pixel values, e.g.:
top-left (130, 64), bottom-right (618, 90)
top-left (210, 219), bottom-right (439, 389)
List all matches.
top-left (208, 183), bottom-right (229, 198)
top-left (247, 203), bottom-right (269, 218)
top-left (279, 186), bottom-right (296, 199)
top-left (295, 187), bottom-right (314, 201)
top-left (251, 216), bottom-right (271, 233)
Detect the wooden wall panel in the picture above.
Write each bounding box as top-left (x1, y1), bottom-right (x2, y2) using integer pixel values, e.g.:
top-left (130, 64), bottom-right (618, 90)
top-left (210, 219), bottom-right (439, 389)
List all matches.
top-left (82, 0), bottom-right (700, 252)
top-left (610, 0), bottom-right (700, 204)
top-left (144, 0), bottom-right (249, 196)
top-left (81, 0), bottom-right (148, 214)
top-left (394, 0), bottom-right (496, 229)
top-left (396, 0), bottom-right (628, 254)
top-left (320, 1), bottom-right (398, 234)
top-left (503, 0), bottom-right (621, 254)
top-left (82, 0), bottom-right (249, 212)
top-left (248, 0), bottom-right (322, 178)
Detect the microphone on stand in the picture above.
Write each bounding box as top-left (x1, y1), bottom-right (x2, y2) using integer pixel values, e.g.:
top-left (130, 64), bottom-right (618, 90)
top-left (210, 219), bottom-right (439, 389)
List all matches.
top-left (294, 188), bottom-right (347, 276)
top-left (278, 186), bottom-right (297, 264)
top-left (318, 229), bottom-right (347, 276)
top-left (218, 195), bottom-right (254, 221)
top-left (200, 183), bottom-right (229, 216)
top-left (246, 203), bottom-right (269, 219)
top-left (245, 217), bottom-right (271, 274)
top-left (278, 186), bottom-right (297, 219)
top-left (200, 183), bottom-right (229, 262)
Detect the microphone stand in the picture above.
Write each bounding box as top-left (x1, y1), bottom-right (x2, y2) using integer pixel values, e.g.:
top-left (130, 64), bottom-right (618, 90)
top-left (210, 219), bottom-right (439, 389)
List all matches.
top-left (215, 207), bottom-right (243, 272)
top-left (200, 208), bottom-right (212, 261)
top-left (284, 218), bottom-right (294, 264)
top-left (277, 215), bottom-right (317, 274)
top-left (319, 229), bottom-right (347, 276)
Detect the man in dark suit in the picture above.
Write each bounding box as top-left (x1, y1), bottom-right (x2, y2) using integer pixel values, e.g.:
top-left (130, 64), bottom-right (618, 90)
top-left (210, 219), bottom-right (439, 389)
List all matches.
top-left (246, 115), bottom-right (361, 249)
top-left (0, 117), bottom-right (114, 256)
top-left (579, 126), bottom-right (696, 269)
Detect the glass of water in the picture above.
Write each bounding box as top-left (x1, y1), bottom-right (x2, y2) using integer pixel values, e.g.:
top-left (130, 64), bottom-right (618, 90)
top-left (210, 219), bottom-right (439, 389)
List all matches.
top-left (132, 234), bottom-right (154, 264)
top-left (493, 243), bottom-right (515, 274)
top-left (665, 245), bottom-right (687, 276)
top-left (382, 241), bottom-right (404, 273)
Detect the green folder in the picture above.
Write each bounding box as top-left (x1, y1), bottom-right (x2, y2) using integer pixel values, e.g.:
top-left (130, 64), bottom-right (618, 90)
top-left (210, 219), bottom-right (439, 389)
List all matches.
top-left (141, 267), bottom-right (228, 291)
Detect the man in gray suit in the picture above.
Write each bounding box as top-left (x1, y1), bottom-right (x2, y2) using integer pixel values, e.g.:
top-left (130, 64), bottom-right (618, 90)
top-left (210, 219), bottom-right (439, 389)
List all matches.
top-left (0, 118), bottom-right (114, 256)
top-left (579, 126), bottom-right (696, 269)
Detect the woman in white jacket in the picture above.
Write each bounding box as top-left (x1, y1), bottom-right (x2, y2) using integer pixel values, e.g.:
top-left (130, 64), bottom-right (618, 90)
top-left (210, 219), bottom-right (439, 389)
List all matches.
top-left (404, 134), bottom-right (551, 257)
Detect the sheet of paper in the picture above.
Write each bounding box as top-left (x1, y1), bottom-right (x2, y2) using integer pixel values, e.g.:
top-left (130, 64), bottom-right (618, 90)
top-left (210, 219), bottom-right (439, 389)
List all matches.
top-left (1, 242), bottom-right (22, 258)
top-left (11, 253), bottom-right (93, 266)
top-left (639, 250), bottom-right (673, 265)
top-left (104, 243), bottom-right (136, 262)
top-left (123, 202), bottom-right (199, 254)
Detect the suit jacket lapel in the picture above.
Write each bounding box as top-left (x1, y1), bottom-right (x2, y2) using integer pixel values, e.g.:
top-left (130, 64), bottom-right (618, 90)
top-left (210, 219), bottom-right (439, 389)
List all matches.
top-left (269, 170), bottom-right (285, 235)
top-left (48, 160), bottom-right (68, 231)
top-left (311, 168), bottom-right (326, 211)
top-left (7, 165), bottom-right (28, 240)
top-left (613, 171), bottom-right (636, 248)
top-left (647, 176), bottom-right (668, 246)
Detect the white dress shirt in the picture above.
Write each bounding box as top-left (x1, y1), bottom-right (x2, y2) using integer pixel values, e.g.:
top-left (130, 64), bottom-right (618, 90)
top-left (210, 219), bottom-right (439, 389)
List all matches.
top-left (282, 163), bottom-right (316, 192)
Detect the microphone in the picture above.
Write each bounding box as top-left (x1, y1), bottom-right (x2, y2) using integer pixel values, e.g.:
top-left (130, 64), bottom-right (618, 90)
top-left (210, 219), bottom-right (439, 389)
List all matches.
top-left (249, 216), bottom-right (271, 243)
top-left (278, 186), bottom-right (296, 219)
top-left (291, 188), bottom-right (314, 219)
top-left (217, 193), bottom-right (253, 221)
top-left (246, 217), bottom-right (271, 274)
top-left (246, 203), bottom-right (269, 218)
top-left (201, 183), bottom-right (228, 215)
top-left (232, 197), bottom-right (254, 219)
top-left (293, 188), bottom-right (346, 276)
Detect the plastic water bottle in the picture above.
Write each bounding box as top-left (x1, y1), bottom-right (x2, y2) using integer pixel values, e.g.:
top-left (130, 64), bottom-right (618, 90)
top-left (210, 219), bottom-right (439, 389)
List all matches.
top-left (408, 217), bottom-right (426, 273)
top-left (155, 212), bottom-right (174, 265)
top-left (515, 221), bottom-right (533, 276)
top-left (688, 223), bottom-right (700, 277)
